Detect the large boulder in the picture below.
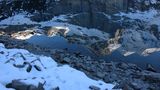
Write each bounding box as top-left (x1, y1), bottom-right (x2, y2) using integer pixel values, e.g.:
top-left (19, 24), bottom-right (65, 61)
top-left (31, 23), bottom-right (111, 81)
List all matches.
top-left (6, 80), bottom-right (44, 90)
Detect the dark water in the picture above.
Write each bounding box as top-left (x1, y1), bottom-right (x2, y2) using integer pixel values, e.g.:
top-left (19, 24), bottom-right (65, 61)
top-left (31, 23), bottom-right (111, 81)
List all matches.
top-left (26, 35), bottom-right (94, 56)
top-left (26, 35), bottom-right (160, 71)
top-left (101, 50), bottom-right (160, 71)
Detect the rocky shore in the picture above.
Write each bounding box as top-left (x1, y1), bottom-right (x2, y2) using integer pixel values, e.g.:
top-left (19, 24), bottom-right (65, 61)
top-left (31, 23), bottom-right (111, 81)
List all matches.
top-left (0, 33), bottom-right (160, 90)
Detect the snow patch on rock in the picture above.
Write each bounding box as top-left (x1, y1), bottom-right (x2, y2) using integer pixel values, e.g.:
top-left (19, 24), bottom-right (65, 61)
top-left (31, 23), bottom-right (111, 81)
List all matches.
top-left (142, 48), bottom-right (160, 56)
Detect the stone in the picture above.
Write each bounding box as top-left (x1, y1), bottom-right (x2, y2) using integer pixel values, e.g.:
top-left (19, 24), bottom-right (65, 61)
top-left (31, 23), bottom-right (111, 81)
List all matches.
top-left (26, 65), bottom-right (32, 72)
top-left (89, 85), bottom-right (100, 90)
top-left (146, 64), bottom-right (156, 72)
top-left (6, 80), bottom-right (44, 90)
top-left (150, 24), bottom-right (159, 40)
top-left (142, 71), bottom-right (160, 83)
top-left (37, 83), bottom-right (45, 90)
top-left (34, 65), bottom-right (42, 71)
top-left (52, 87), bottom-right (60, 90)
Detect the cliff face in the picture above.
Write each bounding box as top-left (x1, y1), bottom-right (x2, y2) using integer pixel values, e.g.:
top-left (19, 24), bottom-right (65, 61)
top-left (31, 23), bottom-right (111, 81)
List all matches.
top-left (44, 0), bottom-right (160, 14)
top-left (0, 0), bottom-right (159, 32)
top-left (45, 0), bottom-right (128, 15)
top-left (0, 0), bottom-right (160, 31)
top-left (0, 0), bottom-right (159, 17)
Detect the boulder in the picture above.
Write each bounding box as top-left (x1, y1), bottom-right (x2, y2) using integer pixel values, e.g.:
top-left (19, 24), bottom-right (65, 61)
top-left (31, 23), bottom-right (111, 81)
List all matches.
top-left (6, 80), bottom-right (44, 90)
top-left (89, 85), bottom-right (100, 90)
top-left (146, 64), bottom-right (156, 72)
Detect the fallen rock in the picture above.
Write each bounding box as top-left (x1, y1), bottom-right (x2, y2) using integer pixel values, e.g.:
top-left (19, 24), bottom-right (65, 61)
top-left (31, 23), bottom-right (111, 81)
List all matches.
top-left (6, 80), bottom-right (44, 90)
top-left (26, 64), bottom-right (32, 72)
top-left (34, 65), bottom-right (42, 71)
top-left (146, 64), bottom-right (156, 72)
top-left (52, 87), bottom-right (60, 90)
top-left (89, 85), bottom-right (100, 90)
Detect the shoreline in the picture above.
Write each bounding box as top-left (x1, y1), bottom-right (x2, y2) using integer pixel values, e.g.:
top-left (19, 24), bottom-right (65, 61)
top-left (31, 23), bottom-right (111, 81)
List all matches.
top-left (1, 35), bottom-right (160, 89)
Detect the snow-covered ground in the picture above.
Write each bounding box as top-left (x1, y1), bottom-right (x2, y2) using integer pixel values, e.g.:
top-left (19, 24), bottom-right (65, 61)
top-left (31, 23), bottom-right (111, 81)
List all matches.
top-left (116, 9), bottom-right (158, 22)
top-left (0, 13), bottom-right (109, 40)
top-left (0, 43), bottom-right (115, 90)
top-left (114, 9), bottom-right (160, 56)
top-left (116, 9), bottom-right (160, 31)
top-left (0, 13), bottom-right (37, 25)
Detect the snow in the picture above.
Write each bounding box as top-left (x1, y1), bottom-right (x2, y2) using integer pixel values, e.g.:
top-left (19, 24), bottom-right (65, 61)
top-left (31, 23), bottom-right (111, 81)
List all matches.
top-left (150, 0), bottom-right (157, 4)
top-left (116, 9), bottom-right (158, 22)
top-left (116, 9), bottom-right (160, 31)
top-left (0, 43), bottom-right (115, 90)
top-left (123, 51), bottom-right (135, 56)
top-left (51, 15), bottom-right (68, 21)
top-left (11, 29), bottom-right (42, 40)
top-left (107, 44), bottom-right (121, 52)
top-left (12, 33), bottom-right (34, 40)
top-left (142, 48), bottom-right (160, 56)
top-left (114, 9), bottom-right (160, 55)
top-left (0, 13), bottom-right (37, 25)
top-left (149, 15), bottom-right (160, 31)
top-left (0, 13), bottom-right (109, 40)
top-left (119, 29), bottom-right (159, 54)
top-left (40, 19), bottom-right (109, 40)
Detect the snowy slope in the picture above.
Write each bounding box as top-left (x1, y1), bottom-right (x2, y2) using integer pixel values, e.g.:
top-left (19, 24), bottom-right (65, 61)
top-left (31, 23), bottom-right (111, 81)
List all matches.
top-left (0, 13), bottom-right (109, 40)
top-left (114, 9), bottom-right (160, 55)
top-left (116, 9), bottom-right (158, 22)
top-left (0, 43), bottom-right (115, 90)
top-left (0, 13), bottom-right (37, 25)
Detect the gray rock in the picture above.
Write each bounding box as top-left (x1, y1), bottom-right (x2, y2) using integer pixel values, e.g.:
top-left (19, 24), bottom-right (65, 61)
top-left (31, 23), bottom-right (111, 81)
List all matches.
top-left (6, 80), bottom-right (44, 90)
top-left (26, 64), bottom-right (32, 72)
top-left (89, 85), bottom-right (100, 90)
top-left (146, 64), bottom-right (156, 72)
top-left (52, 87), bottom-right (60, 90)
top-left (34, 65), bottom-right (42, 71)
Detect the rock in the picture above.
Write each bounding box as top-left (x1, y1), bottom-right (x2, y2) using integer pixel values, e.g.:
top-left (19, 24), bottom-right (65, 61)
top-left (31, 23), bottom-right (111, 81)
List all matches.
top-left (0, 51), bottom-right (4, 54)
top-left (52, 87), bottom-right (60, 90)
top-left (6, 80), bottom-right (28, 90)
top-left (116, 62), bottom-right (129, 70)
top-left (89, 85), bottom-right (100, 90)
top-left (146, 64), bottom-right (156, 72)
top-left (96, 72), bottom-right (105, 78)
top-left (74, 52), bottom-right (81, 57)
top-left (1, 34), bottom-right (160, 90)
top-left (6, 80), bottom-right (44, 90)
top-left (34, 65), bottom-right (42, 71)
top-left (0, 31), bottom-right (5, 35)
top-left (26, 64), bottom-right (32, 72)
top-left (28, 85), bottom-right (38, 90)
top-left (142, 71), bottom-right (160, 83)
top-left (13, 63), bottom-right (26, 68)
top-left (113, 81), bottom-right (134, 90)
top-left (150, 24), bottom-right (159, 40)
top-left (63, 57), bottom-right (71, 63)
top-left (37, 83), bottom-right (45, 90)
